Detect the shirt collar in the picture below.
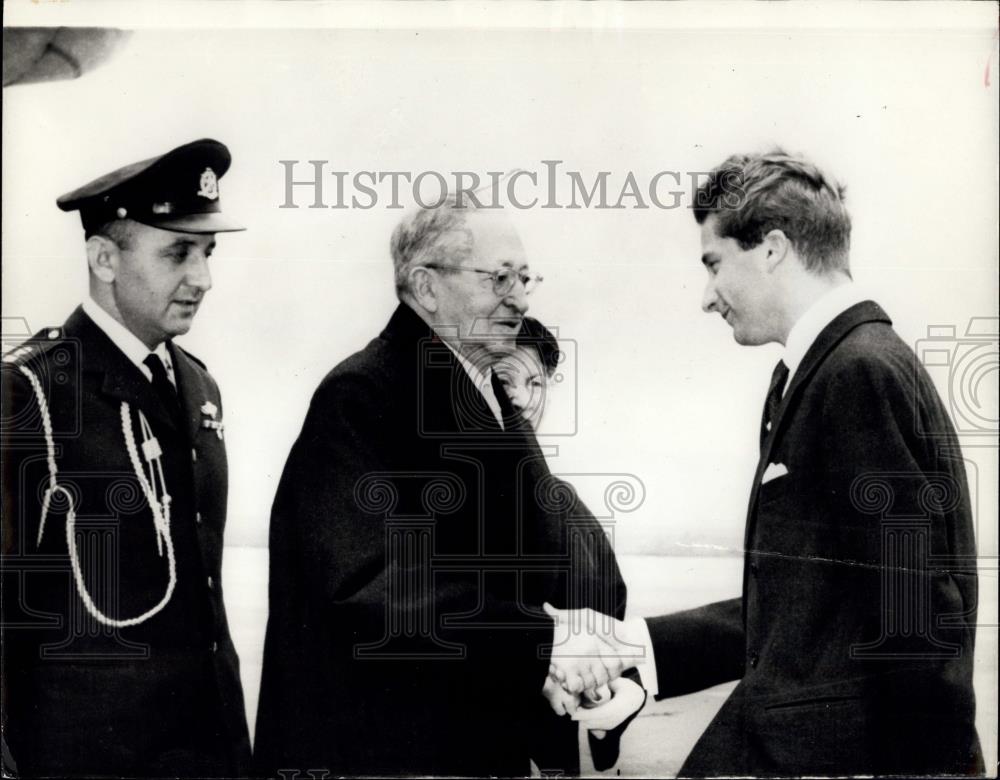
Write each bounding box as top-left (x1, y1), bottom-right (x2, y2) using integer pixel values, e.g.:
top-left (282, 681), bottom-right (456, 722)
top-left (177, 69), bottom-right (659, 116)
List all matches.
top-left (81, 297), bottom-right (173, 384)
top-left (783, 281), bottom-right (867, 382)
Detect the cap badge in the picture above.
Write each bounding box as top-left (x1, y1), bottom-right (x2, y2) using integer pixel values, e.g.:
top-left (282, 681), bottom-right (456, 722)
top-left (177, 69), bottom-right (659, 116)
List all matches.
top-left (197, 168), bottom-right (219, 201)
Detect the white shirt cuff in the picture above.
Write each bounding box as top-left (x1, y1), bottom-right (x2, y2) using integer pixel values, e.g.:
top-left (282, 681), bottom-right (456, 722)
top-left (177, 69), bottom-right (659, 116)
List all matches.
top-left (624, 616), bottom-right (659, 697)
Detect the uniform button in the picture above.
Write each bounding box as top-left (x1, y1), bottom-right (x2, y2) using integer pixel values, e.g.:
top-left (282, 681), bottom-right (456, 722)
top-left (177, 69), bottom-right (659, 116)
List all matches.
top-left (211, 641), bottom-right (218, 653)
top-left (191, 448), bottom-right (198, 462)
top-left (749, 652), bottom-right (759, 669)
top-left (207, 575), bottom-right (214, 590)
top-left (195, 511), bottom-right (203, 525)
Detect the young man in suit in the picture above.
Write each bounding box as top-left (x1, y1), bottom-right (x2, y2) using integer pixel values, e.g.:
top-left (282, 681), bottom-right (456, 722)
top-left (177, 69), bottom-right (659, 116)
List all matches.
top-left (551, 150), bottom-right (984, 776)
top-left (1, 139), bottom-right (251, 777)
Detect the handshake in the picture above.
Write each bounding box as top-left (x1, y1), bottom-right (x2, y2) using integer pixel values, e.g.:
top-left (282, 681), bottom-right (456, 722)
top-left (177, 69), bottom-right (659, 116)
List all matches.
top-left (542, 603), bottom-right (649, 738)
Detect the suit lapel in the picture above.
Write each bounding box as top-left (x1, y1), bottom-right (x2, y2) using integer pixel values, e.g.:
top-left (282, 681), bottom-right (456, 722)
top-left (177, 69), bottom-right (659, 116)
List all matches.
top-left (744, 300), bottom-right (892, 543)
top-left (67, 307), bottom-right (180, 433)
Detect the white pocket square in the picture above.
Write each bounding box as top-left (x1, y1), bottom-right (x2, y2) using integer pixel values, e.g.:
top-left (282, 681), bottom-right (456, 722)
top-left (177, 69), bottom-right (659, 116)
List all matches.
top-left (761, 462), bottom-right (789, 484)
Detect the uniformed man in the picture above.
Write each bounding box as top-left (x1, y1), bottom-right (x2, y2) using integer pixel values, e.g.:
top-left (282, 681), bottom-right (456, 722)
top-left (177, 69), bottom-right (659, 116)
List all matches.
top-left (1, 139), bottom-right (252, 777)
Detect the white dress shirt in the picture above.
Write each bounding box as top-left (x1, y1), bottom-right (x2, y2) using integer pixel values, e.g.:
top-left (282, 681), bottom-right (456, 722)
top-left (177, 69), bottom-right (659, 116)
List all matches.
top-left (81, 298), bottom-right (176, 387)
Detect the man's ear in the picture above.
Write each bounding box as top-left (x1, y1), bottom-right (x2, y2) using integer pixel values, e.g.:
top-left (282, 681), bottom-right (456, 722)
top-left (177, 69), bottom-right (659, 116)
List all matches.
top-left (86, 235), bottom-right (119, 283)
top-left (408, 266), bottom-right (438, 313)
top-left (761, 229), bottom-right (791, 272)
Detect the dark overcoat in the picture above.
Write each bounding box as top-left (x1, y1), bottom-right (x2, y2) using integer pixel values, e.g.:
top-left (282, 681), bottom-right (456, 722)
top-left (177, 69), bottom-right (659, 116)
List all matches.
top-left (253, 303), bottom-right (633, 777)
top-left (1, 306), bottom-right (251, 778)
top-left (647, 301), bottom-right (983, 776)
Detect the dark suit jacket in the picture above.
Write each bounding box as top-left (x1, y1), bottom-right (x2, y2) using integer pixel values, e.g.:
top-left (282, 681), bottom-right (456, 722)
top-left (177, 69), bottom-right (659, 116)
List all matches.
top-left (647, 301), bottom-right (983, 777)
top-left (1, 307), bottom-right (251, 778)
top-left (253, 303), bottom-right (633, 777)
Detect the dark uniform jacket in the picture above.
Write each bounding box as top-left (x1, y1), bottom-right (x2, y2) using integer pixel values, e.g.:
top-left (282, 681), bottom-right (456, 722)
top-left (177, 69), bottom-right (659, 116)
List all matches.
top-left (1, 306), bottom-right (251, 778)
top-left (647, 301), bottom-right (983, 777)
top-left (254, 303), bottom-right (635, 777)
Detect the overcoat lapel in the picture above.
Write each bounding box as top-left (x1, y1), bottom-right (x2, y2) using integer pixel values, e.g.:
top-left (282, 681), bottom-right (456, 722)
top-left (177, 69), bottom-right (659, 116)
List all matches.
top-left (382, 303), bottom-right (506, 436)
top-left (449, 357), bottom-right (506, 435)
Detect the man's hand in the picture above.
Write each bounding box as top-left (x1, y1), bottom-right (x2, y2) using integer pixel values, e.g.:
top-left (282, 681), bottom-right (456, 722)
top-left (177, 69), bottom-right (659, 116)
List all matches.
top-left (545, 602), bottom-right (652, 696)
top-left (572, 676), bottom-right (646, 739)
top-left (541, 675), bottom-right (580, 717)
top-left (545, 602), bottom-right (628, 694)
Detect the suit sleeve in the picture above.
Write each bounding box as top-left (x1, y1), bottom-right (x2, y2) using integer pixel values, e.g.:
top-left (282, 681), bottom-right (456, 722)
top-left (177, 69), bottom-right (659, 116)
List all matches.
top-left (1, 362), bottom-right (50, 773)
top-left (645, 597), bottom-right (745, 699)
top-left (819, 352), bottom-right (978, 653)
top-left (1, 365), bottom-right (39, 556)
top-left (820, 355), bottom-right (944, 555)
top-left (819, 350), bottom-right (982, 771)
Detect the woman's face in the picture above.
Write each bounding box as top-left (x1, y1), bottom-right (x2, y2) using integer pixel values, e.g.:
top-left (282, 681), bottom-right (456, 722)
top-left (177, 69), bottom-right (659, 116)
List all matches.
top-left (494, 345), bottom-right (547, 428)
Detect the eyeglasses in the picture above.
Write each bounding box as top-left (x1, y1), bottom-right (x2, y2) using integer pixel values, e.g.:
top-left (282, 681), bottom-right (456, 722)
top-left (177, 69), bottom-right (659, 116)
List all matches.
top-left (422, 264), bottom-right (544, 296)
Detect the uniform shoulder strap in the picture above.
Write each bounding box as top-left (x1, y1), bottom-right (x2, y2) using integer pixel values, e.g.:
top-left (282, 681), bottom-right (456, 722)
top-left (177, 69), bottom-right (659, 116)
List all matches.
top-left (2, 326), bottom-right (66, 368)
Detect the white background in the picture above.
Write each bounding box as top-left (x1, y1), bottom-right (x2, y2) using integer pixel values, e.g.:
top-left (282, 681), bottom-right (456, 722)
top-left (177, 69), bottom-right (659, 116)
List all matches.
top-left (3, 2), bottom-right (998, 772)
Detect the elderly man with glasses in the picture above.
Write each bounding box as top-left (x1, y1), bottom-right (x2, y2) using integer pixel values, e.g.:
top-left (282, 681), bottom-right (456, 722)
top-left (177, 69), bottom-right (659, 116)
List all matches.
top-left (254, 200), bottom-right (620, 777)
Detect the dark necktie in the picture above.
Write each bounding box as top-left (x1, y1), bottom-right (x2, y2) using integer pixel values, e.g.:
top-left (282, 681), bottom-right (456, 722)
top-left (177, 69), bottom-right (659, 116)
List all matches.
top-left (144, 353), bottom-right (182, 424)
top-left (760, 359), bottom-right (789, 450)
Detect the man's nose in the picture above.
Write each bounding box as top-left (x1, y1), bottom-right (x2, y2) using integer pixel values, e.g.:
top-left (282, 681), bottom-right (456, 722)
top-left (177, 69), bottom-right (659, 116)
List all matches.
top-left (503, 283), bottom-right (529, 315)
top-left (186, 253), bottom-right (213, 292)
top-left (701, 279), bottom-right (718, 313)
